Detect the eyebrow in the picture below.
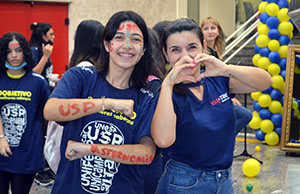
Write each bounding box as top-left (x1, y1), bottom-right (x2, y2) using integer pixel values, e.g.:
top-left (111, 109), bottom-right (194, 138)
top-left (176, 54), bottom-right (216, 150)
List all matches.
top-left (115, 31), bottom-right (143, 38)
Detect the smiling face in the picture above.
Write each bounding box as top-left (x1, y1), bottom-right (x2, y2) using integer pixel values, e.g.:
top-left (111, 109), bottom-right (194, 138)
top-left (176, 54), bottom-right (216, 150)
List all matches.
top-left (104, 20), bottom-right (145, 71)
top-left (165, 31), bottom-right (203, 76)
top-left (6, 39), bottom-right (24, 68)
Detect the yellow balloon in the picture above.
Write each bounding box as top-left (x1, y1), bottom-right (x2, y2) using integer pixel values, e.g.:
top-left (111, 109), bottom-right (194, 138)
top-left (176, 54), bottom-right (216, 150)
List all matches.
top-left (255, 145), bottom-right (261, 152)
top-left (272, 75), bottom-right (284, 89)
top-left (253, 111), bottom-right (259, 117)
top-left (249, 116), bottom-right (262, 129)
top-left (258, 57), bottom-right (271, 70)
top-left (258, 24), bottom-right (270, 35)
top-left (265, 131), bottom-right (279, 146)
top-left (252, 54), bottom-right (261, 66)
top-left (268, 40), bottom-right (280, 51)
top-left (258, 94), bottom-right (272, 107)
top-left (295, 65), bottom-right (300, 74)
top-left (258, 1), bottom-right (268, 13)
top-left (251, 91), bottom-right (262, 101)
top-left (242, 158), bottom-right (261, 177)
top-left (266, 3), bottom-right (280, 16)
top-left (293, 100), bottom-right (298, 110)
top-left (268, 63), bottom-right (281, 75)
top-left (256, 35), bottom-right (270, 48)
top-left (289, 31), bottom-right (294, 40)
top-left (277, 8), bottom-right (290, 22)
top-left (260, 119), bottom-right (274, 133)
top-left (279, 45), bottom-right (288, 58)
top-left (268, 100), bottom-right (282, 113)
top-left (278, 21), bottom-right (294, 35)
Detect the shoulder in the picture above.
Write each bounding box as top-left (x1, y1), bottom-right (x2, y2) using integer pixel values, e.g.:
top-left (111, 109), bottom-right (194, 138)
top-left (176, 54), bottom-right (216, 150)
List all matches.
top-left (76, 61), bottom-right (94, 67)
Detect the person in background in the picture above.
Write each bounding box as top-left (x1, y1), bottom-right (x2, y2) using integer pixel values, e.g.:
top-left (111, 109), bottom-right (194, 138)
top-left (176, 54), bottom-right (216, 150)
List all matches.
top-left (68, 20), bottom-right (104, 68)
top-left (201, 16), bottom-right (253, 135)
top-left (29, 22), bottom-right (56, 187)
top-left (0, 32), bottom-right (49, 194)
top-left (43, 11), bottom-right (161, 194)
top-left (151, 18), bottom-right (273, 194)
top-left (44, 19), bottom-right (105, 174)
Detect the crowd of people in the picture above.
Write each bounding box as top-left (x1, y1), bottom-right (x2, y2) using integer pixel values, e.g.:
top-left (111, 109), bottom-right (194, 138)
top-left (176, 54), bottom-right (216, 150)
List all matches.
top-left (0, 10), bottom-right (273, 194)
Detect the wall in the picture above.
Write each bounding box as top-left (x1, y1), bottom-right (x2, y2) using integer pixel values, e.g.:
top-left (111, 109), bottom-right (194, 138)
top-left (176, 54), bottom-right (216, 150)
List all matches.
top-left (199, 0), bottom-right (236, 37)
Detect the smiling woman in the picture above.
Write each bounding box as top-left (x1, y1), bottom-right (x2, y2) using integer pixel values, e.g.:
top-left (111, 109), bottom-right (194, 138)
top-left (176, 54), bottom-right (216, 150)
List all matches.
top-left (43, 11), bottom-right (162, 194)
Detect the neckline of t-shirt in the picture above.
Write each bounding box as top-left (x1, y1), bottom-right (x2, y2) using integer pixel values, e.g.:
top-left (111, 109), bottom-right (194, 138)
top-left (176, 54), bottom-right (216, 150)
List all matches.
top-left (102, 76), bottom-right (132, 92)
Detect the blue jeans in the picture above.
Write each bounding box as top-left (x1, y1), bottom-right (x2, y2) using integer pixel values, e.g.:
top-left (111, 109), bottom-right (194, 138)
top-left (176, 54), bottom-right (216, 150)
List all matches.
top-left (155, 159), bottom-right (234, 194)
top-left (234, 105), bottom-right (252, 135)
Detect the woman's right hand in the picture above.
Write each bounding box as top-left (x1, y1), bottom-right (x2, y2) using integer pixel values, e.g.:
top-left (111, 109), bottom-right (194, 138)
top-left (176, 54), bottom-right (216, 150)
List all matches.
top-left (110, 99), bottom-right (134, 118)
top-left (42, 43), bottom-right (53, 58)
top-left (164, 55), bottom-right (197, 86)
top-left (0, 138), bottom-right (12, 157)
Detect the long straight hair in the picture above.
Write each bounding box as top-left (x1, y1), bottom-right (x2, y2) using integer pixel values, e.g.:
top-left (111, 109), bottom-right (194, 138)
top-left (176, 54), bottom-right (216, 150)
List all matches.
top-left (69, 20), bottom-right (104, 68)
top-left (29, 22), bottom-right (52, 51)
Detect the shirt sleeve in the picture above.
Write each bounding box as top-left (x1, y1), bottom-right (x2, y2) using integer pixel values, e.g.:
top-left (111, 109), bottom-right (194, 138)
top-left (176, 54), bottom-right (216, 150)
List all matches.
top-left (134, 94), bottom-right (159, 143)
top-left (50, 67), bottom-right (87, 99)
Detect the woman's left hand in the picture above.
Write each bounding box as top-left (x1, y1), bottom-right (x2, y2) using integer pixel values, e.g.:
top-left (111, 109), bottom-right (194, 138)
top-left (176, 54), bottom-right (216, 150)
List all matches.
top-left (194, 53), bottom-right (227, 81)
top-left (65, 140), bottom-right (88, 161)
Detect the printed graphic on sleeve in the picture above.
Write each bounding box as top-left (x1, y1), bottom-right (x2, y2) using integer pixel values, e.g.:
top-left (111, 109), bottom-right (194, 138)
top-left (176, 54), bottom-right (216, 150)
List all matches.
top-left (80, 121), bottom-right (124, 194)
top-left (1, 103), bottom-right (27, 147)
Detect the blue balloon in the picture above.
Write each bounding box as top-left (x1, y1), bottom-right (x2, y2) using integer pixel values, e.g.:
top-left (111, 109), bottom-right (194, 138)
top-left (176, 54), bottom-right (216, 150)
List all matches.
top-left (289, 41), bottom-right (295, 45)
top-left (280, 70), bottom-right (286, 80)
top-left (254, 45), bottom-right (261, 53)
top-left (253, 100), bottom-right (262, 111)
top-left (279, 35), bottom-right (290, 45)
top-left (256, 130), bottom-right (266, 141)
top-left (259, 47), bottom-right (270, 57)
top-left (266, 16), bottom-right (280, 29)
top-left (279, 58), bottom-right (286, 70)
top-left (259, 108), bottom-right (273, 120)
top-left (278, 0), bottom-right (289, 8)
top-left (260, 12), bottom-right (269, 24)
top-left (296, 55), bottom-right (300, 65)
top-left (267, 0), bottom-right (279, 3)
top-left (268, 51), bottom-right (281, 63)
top-left (262, 86), bottom-right (273, 94)
top-left (270, 89), bottom-right (282, 100)
top-left (274, 127), bottom-right (282, 137)
top-left (281, 96), bottom-right (284, 105)
top-left (271, 113), bottom-right (282, 127)
top-left (268, 29), bottom-right (280, 40)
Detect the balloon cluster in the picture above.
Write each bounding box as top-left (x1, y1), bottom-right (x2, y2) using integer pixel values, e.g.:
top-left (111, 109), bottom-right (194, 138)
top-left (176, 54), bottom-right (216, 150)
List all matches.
top-left (249, 0), bottom-right (299, 146)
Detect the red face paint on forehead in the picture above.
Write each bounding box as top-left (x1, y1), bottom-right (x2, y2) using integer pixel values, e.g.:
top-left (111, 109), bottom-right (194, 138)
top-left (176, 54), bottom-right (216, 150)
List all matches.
top-left (118, 24), bottom-right (125, 31)
top-left (8, 41), bottom-right (20, 49)
top-left (126, 24), bottom-right (138, 31)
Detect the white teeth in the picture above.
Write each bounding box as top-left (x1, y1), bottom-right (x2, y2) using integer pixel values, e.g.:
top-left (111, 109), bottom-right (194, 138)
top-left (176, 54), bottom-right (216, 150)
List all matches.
top-left (119, 53), bottom-right (133, 57)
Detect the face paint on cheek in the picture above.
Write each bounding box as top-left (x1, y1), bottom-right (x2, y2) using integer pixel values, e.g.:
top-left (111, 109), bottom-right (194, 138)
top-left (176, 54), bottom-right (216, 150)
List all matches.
top-left (109, 42), bottom-right (114, 53)
top-left (9, 42), bottom-right (20, 49)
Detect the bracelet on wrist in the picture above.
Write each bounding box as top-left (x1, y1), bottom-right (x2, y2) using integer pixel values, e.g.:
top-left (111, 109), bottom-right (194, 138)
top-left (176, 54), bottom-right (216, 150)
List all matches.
top-left (0, 134), bottom-right (5, 139)
top-left (101, 96), bottom-right (105, 111)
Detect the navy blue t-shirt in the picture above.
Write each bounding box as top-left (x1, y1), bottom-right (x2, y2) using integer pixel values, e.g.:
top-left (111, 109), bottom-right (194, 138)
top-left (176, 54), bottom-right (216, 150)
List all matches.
top-left (50, 67), bottom-right (157, 194)
top-left (30, 46), bottom-right (55, 91)
top-left (170, 76), bottom-right (236, 171)
top-left (0, 71), bottom-right (49, 173)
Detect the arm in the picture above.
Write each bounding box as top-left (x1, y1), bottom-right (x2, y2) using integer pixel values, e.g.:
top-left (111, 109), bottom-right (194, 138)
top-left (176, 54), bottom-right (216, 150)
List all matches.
top-left (0, 117), bottom-right (12, 157)
top-left (151, 56), bottom-right (196, 148)
top-left (65, 136), bottom-right (156, 165)
top-left (195, 53), bottom-right (273, 93)
top-left (32, 44), bottom-right (53, 74)
top-left (43, 97), bottom-right (134, 122)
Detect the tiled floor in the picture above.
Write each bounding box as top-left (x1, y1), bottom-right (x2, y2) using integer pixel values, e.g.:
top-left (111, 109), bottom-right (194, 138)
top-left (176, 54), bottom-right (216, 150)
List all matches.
top-left (28, 133), bottom-right (300, 194)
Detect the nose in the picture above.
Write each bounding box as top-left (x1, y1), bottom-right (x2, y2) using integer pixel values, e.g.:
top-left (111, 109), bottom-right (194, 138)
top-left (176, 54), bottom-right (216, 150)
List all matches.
top-left (11, 50), bottom-right (17, 57)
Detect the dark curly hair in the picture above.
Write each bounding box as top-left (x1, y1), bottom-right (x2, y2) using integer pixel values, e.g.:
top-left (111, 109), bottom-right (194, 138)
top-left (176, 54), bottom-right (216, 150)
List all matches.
top-left (0, 32), bottom-right (35, 74)
top-left (98, 10), bottom-right (154, 89)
